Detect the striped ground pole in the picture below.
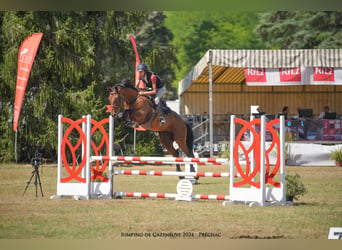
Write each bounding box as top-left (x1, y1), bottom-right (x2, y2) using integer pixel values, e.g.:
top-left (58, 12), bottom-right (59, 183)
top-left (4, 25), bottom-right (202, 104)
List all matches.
top-left (114, 192), bottom-right (230, 201)
top-left (113, 170), bottom-right (240, 178)
top-left (91, 156), bottom-right (229, 165)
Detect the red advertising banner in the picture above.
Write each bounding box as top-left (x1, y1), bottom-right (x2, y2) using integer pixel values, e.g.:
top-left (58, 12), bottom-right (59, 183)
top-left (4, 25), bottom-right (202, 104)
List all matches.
top-left (245, 68), bottom-right (266, 82)
top-left (279, 68), bottom-right (301, 82)
top-left (246, 67), bottom-right (342, 86)
top-left (13, 33), bottom-right (43, 131)
top-left (313, 67), bottom-right (335, 82)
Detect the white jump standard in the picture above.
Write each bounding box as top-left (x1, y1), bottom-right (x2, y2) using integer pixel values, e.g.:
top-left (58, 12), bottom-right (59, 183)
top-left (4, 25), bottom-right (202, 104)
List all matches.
top-left (223, 115), bottom-right (289, 206)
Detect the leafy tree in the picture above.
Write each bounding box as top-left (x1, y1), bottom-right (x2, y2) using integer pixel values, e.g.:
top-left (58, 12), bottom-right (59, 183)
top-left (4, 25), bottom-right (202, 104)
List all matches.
top-left (255, 11), bottom-right (342, 49)
top-left (165, 11), bottom-right (262, 88)
top-left (0, 11), bottom-right (175, 162)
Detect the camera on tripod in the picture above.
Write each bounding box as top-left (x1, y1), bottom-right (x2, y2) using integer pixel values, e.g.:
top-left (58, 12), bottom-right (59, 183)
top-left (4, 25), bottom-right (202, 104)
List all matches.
top-left (31, 151), bottom-right (42, 168)
top-left (23, 149), bottom-right (44, 198)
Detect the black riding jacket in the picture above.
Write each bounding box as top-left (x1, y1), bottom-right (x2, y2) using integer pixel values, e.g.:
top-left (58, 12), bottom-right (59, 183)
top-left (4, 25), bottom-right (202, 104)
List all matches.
top-left (140, 71), bottom-right (164, 89)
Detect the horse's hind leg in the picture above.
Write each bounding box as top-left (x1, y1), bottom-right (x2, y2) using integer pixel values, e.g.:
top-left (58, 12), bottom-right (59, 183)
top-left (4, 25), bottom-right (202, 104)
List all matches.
top-left (174, 136), bottom-right (198, 173)
top-left (158, 132), bottom-right (182, 172)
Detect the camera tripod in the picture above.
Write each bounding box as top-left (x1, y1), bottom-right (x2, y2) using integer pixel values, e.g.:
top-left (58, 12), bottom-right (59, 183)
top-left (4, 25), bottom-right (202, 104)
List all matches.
top-left (22, 164), bottom-right (44, 198)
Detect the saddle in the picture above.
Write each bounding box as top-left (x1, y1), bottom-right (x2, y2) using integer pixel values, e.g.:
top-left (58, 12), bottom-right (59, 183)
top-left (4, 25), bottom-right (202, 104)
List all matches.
top-left (146, 96), bottom-right (171, 115)
top-left (160, 102), bottom-right (172, 115)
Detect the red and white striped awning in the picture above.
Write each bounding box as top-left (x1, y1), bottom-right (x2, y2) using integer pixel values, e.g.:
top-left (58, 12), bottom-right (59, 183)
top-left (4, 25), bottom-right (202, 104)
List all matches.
top-left (179, 49), bottom-right (342, 94)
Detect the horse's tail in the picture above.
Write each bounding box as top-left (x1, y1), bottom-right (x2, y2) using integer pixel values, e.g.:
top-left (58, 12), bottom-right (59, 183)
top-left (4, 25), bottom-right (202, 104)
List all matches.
top-left (185, 122), bottom-right (194, 157)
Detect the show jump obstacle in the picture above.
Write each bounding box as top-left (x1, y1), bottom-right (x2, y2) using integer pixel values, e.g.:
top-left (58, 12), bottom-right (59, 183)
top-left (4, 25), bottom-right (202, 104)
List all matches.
top-left (223, 115), bottom-right (287, 206)
top-left (51, 114), bottom-right (288, 206)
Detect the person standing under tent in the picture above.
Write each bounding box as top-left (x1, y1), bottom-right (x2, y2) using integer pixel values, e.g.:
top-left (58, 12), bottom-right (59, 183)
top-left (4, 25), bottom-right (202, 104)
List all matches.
top-left (318, 106), bottom-right (330, 119)
top-left (277, 106), bottom-right (289, 120)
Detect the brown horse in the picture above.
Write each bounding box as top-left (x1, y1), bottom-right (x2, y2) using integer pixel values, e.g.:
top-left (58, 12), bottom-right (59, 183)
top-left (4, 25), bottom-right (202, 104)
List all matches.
top-left (108, 81), bottom-right (195, 173)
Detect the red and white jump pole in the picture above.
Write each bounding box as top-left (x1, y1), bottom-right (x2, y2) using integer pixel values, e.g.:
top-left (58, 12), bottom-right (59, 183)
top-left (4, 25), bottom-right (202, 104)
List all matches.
top-left (113, 170), bottom-right (239, 178)
top-left (91, 156), bottom-right (228, 165)
top-left (114, 192), bottom-right (230, 201)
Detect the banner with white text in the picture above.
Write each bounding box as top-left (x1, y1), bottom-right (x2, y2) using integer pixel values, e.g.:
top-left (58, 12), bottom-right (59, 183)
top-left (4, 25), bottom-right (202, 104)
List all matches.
top-left (245, 67), bottom-right (342, 86)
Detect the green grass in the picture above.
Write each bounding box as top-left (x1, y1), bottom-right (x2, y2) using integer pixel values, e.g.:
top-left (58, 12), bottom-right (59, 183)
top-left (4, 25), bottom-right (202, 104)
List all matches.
top-left (0, 163), bottom-right (341, 239)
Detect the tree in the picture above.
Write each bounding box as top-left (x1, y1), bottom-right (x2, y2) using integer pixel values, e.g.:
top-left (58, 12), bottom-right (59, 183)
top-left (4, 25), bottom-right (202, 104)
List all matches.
top-left (255, 11), bottom-right (342, 49)
top-left (165, 11), bottom-right (262, 89)
top-left (0, 11), bottom-right (176, 162)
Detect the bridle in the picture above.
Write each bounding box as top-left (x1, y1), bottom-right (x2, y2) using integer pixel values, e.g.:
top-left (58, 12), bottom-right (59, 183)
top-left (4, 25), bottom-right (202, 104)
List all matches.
top-left (109, 85), bottom-right (142, 114)
top-left (109, 87), bottom-right (122, 114)
top-left (109, 84), bottom-right (154, 126)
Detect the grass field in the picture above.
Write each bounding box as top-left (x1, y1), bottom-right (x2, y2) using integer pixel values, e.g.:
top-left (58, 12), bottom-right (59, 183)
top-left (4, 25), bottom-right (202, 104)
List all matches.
top-left (0, 163), bottom-right (341, 239)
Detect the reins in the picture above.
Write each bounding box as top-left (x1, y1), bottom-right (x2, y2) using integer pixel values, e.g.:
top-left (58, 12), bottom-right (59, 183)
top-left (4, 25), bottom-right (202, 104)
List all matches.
top-left (110, 86), bottom-right (154, 125)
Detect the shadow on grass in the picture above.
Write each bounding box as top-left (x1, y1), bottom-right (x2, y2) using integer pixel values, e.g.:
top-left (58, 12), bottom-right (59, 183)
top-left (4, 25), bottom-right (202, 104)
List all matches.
top-left (292, 201), bottom-right (318, 206)
top-left (236, 235), bottom-right (285, 239)
top-left (194, 182), bottom-right (228, 185)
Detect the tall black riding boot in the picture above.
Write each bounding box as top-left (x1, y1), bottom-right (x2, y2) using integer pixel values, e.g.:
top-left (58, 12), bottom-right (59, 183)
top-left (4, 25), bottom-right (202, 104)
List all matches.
top-left (157, 102), bottom-right (166, 126)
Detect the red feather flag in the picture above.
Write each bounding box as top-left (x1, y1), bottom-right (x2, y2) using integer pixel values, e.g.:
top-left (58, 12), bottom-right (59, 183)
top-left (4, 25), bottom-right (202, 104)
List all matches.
top-left (130, 35), bottom-right (145, 89)
top-left (13, 33), bottom-right (43, 131)
top-left (106, 105), bottom-right (111, 113)
top-left (130, 35), bottom-right (146, 131)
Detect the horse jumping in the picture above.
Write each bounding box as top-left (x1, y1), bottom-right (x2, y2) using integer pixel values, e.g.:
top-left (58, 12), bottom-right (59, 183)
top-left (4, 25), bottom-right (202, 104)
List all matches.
top-left (108, 80), bottom-right (195, 172)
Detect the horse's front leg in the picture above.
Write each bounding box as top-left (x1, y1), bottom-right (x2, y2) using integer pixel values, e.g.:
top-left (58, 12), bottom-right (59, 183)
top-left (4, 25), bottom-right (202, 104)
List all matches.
top-left (121, 109), bottom-right (137, 128)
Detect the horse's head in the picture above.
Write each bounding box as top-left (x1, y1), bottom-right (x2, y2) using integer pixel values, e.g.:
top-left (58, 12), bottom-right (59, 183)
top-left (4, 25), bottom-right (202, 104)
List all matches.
top-left (108, 79), bottom-right (139, 116)
top-left (108, 85), bottom-right (123, 117)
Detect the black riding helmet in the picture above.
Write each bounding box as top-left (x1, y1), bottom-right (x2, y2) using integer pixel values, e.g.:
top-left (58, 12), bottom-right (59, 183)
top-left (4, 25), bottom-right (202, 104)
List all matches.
top-left (137, 63), bottom-right (148, 72)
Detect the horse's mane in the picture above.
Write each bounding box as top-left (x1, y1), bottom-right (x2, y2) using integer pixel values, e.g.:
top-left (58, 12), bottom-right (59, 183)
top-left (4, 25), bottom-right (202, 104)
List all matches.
top-left (116, 79), bottom-right (137, 90)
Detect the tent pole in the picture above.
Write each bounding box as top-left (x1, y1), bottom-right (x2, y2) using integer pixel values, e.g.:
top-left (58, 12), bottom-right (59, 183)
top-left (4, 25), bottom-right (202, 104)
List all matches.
top-left (209, 50), bottom-right (214, 157)
top-left (178, 94), bottom-right (182, 115)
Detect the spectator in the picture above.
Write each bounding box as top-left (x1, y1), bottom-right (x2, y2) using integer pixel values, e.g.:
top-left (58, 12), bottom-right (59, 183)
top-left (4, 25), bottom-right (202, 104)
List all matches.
top-left (256, 107), bottom-right (263, 114)
top-left (277, 106), bottom-right (289, 120)
top-left (318, 106), bottom-right (329, 119)
top-left (251, 106), bottom-right (265, 118)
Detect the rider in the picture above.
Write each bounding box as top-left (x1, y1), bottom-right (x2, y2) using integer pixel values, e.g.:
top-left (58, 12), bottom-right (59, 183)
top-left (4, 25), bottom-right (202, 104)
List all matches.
top-left (136, 63), bottom-right (167, 126)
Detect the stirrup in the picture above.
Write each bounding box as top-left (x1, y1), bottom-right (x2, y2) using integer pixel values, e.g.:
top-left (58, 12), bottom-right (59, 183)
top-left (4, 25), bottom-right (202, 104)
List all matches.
top-left (159, 117), bottom-right (166, 126)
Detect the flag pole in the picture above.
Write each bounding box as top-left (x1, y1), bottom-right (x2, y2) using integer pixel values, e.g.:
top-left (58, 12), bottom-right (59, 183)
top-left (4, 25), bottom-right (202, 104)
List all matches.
top-left (133, 128), bottom-right (137, 155)
top-left (15, 130), bottom-right (18, 163)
